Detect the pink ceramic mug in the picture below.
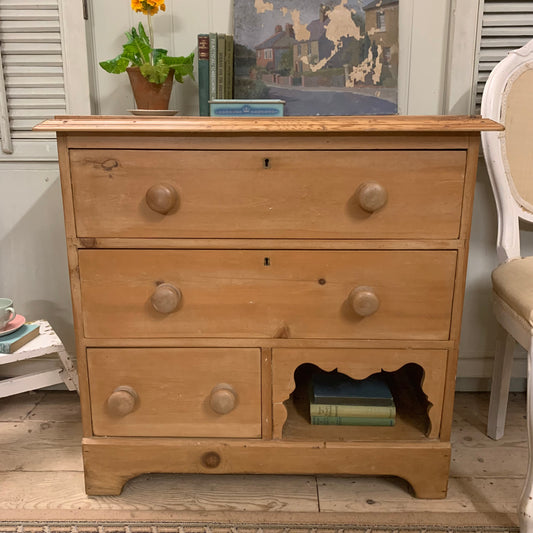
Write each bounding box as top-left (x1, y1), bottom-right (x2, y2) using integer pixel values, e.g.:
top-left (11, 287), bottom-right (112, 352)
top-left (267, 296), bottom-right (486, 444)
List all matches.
top-left (0, 298), bottom-right (15, 329)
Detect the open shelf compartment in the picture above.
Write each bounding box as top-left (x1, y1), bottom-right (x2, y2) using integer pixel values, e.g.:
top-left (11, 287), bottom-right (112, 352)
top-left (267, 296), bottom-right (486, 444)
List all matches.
top-left (271, 348), bottom-right (448, 441)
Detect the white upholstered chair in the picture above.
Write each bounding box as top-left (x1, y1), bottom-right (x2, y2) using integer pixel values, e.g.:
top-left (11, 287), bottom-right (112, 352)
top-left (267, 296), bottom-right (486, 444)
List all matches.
top-left (481, 39), bottom-right (533, 531)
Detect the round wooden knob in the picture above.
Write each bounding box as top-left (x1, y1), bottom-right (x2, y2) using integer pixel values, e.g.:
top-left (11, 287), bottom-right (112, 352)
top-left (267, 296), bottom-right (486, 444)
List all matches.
top-left (145, 183), bottom-right (178, 214)
top-left (209, 383), bottom-right (237, 414)
top-left (106, 386), bottom-right (138, 417)
top-left (151, 283), bottom-right (181, 314)
top-left (357, 182), bottom-right (388, 212)
top-left (201, 451), bottom-right (221, 468)
top-left (349, 286), bottom-right (380, 317)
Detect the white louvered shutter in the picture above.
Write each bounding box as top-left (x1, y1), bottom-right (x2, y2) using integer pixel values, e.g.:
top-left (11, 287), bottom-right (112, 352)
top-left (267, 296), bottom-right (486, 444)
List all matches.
top-left (0, 0), bottom-right (89, 160)
top-left (475, 0), bottom-right (533, 111)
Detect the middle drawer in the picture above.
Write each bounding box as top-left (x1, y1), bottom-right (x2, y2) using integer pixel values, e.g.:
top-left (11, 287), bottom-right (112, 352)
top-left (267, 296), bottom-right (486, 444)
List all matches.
top-left (79, 249), bottom-right (457, 340)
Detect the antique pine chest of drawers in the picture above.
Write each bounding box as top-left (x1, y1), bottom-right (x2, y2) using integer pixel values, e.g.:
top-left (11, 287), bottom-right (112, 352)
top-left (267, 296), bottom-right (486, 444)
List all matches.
top-left (37, 115), bottom-right (502, 497)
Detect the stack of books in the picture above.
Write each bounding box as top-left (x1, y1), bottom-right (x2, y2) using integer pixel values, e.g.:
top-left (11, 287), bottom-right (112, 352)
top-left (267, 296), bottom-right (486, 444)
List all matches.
top-left (309, 372), bottom-right (396, 426)
top-left (0, 322), bottom-right (40, 354)
top-left (197, 33), bottom-right (234, 116)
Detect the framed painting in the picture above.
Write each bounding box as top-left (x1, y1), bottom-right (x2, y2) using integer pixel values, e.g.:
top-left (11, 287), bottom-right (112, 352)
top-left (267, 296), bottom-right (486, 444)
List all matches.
top-left (233, 0), bottom-right (399, 116)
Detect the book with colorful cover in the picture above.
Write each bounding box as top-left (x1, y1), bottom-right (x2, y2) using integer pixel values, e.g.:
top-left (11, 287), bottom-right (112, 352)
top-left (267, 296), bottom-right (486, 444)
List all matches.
top-left (310, 415), bottom-right (395, 426)
top-left (197, 34), bottom-right (210, 116)
top-left (0, 323), bottom-right (40, 354)
top-left (309, 402), bottom-right (396, 418)
top-left (311, 372), bottom-right (394, 407)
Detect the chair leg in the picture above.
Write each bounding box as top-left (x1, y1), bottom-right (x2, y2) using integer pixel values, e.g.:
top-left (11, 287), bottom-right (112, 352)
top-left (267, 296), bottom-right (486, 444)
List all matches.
top-left (519, 339), bottom-right (533, 532)
top-left (487, 326), bottom-right (515, 440)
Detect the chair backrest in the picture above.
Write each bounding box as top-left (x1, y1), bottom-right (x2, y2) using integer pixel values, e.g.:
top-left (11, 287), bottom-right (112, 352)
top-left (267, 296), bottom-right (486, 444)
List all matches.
top-left (481, 39), bottom-right (533, 263)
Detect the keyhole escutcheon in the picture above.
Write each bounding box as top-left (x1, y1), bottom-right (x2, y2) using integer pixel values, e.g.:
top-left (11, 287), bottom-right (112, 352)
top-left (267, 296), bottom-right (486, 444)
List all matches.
top-left (264, 158), bottom-right (271, 169)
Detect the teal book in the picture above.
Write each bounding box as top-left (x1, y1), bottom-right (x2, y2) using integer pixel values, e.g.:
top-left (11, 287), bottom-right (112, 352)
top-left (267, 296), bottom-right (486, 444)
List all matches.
top-left (311, 372), bottom-right (394, 407)
top-left (311, 415), bottom-right (395, 426)
top-left (0, 323), bottom-right (40, 354)
top-left (197, 34), bottom-right (210, 116)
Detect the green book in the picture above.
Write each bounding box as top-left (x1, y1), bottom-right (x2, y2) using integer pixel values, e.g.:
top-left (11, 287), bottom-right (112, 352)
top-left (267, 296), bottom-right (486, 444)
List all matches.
top-left (208, 32), bottom-right (217, 101)
top-left (310, 402), bottom-right (396, 418)
top-left (311, 415), bottom-right (395, 426)
top-left (216, 33), bottom-right (226, 99)
top-left (197, 34), bottom-right (210, 116)
top-left (224, 34), bottom-right (234, 99)
top-left (0, 323), bottom-right (40, 354)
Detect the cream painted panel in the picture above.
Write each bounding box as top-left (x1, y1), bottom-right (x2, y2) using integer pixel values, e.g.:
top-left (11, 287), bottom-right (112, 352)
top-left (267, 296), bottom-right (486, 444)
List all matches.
top-left (0, 163), bottom-right (75, 354)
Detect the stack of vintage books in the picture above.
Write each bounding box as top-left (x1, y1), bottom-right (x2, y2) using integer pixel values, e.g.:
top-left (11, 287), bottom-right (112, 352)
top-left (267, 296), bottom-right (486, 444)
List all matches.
top-left (309, 371), bottom-right (396, 426)
top-left (197, 32), bottom-right (234, 116)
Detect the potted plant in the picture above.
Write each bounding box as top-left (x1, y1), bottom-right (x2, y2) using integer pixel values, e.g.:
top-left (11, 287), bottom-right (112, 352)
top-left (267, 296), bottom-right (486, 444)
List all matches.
top-left (99, 0), bottom-right (194, 111)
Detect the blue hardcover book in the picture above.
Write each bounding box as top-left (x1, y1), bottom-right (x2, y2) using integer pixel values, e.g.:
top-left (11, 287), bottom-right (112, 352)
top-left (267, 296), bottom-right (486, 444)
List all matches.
top-left (0, 323), bottom-right (40, 354)
top-left (311, 372), bottom-right (394, 406)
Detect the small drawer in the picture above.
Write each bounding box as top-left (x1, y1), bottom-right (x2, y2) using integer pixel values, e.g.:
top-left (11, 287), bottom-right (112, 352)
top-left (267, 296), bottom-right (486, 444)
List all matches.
top-left (79, 249), bottom-right (457, 340)
top-left (69, 149), bottom-right (466, 239)
top-left (87, 347), bottom-right (262, 437)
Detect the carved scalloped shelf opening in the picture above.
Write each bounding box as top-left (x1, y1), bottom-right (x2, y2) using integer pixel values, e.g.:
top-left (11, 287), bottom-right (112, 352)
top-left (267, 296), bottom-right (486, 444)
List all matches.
top-left (281, 363), bottom-right (431, 441)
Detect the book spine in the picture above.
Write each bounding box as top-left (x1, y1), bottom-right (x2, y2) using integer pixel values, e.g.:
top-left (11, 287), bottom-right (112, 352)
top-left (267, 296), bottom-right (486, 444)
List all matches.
top-left (313, 396), bottom-right (394, 407)
top-left (208, 32), bottom-right (217, 101)
top-left (310, 416), bottom-right (395, 426)
top-left (310, 403), bottom-right (396, 418)
top-left (216, 33), bottom-right (226, 99)
top-left (197, 34), bottom-right (210, 116)
top-left (224, 34), bottom-right (234, 99)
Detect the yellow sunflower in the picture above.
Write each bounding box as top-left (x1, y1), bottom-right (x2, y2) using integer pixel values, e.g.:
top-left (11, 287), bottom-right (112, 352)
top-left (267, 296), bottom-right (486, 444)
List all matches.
top-left (131, 0), bottom-right (166, 15)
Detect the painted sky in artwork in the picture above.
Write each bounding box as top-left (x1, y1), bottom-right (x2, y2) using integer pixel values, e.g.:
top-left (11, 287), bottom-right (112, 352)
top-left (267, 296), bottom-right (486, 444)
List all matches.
top-left (234, 0), bottom-right (373, 50)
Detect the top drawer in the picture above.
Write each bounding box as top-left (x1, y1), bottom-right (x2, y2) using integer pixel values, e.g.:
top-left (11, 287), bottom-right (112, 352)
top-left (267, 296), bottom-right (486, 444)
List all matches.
top-left (69, 149), bottom-right (466, 240)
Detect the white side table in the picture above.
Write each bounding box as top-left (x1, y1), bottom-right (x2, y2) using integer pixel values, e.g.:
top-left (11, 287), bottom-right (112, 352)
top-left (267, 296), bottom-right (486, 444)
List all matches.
top-left (0, 320), bottom-right (78, 398)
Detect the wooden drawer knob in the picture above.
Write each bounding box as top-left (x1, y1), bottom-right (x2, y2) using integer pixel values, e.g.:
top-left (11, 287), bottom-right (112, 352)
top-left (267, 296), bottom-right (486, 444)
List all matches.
top-left (357, 182), bottom-right (388, 212)
top-left (151, 283), bottom-right (181, 314)
top-left (201, 451), bottom-right (221, 468)
top-left (349, 286), bottom-right (380, 317)
top-left (145, 183), bottom-right (178, 214)
top-left (209, 383), bottom-right (237, 414)
top-left (106, 386), bottom-right (138, 417)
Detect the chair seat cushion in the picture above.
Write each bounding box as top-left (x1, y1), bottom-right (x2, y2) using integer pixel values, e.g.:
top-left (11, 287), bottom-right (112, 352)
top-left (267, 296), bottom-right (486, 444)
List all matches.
top-left (492, 256), bottom-right (533, 325)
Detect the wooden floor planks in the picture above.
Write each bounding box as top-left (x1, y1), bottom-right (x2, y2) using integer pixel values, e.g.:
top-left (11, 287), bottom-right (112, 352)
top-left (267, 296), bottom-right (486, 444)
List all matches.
top-left (0, 390), bottom-right (526, 525)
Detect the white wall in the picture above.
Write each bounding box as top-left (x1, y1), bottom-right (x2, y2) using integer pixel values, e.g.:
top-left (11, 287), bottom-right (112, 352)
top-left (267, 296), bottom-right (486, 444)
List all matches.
top-left (2, 0), bottom-right (523, 390)
top-left (0, 163), bottom-right (75, 353)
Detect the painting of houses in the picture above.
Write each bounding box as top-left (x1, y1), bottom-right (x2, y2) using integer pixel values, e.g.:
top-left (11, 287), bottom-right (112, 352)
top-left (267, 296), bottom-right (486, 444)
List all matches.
top-left (233, 0), bottom-right (399, 116)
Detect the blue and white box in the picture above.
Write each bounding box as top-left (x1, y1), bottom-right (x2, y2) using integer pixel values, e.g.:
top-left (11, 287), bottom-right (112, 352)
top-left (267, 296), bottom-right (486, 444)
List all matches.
top-left (209, 99), bottom-right (285, 117)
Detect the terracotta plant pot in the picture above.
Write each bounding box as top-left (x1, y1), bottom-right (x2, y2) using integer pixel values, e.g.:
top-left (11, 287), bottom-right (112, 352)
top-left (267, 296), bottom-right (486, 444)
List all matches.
top-left (126, 66), bottom-right (175, 110)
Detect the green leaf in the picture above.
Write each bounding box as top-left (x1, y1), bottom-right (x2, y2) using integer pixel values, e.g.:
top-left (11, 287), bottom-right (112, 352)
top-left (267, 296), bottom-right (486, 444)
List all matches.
top-left (99, 55), bottom-right (130, 74)
top-left (140, 63), bottom-right (171, 84)
top-left (138, 22), bottom-right (150, 46)
top-left (126, 37), bottom-right (151, 65)
top-left (162, 52), bottom-right (195, 82)
top-left (153, 48), bottom-right (168, 64)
